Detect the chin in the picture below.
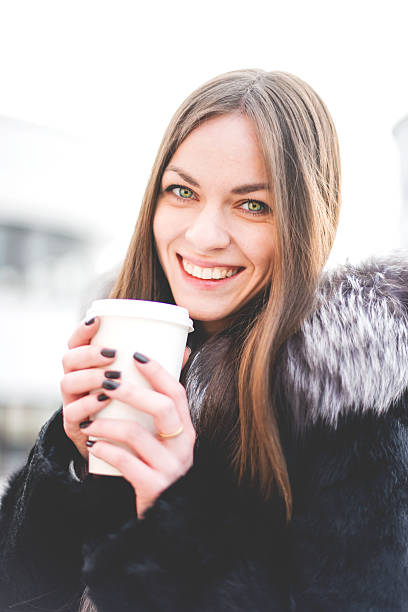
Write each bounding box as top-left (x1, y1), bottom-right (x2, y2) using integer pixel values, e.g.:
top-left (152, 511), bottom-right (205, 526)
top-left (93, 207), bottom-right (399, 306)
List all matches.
top-left (175, 303), bottom-right (226, 322)
top-left (187, 310), bottom-right (227, 322)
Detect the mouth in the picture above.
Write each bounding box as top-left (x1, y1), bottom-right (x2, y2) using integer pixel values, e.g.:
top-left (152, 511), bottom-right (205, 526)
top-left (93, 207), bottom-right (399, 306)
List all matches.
top-left (176, 254), bottom-right (245, 284)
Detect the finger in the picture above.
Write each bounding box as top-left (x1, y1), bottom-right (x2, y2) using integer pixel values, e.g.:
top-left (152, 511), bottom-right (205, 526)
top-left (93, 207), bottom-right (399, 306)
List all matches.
top-left (98, 379), bottom-right (184, 438)
top-left (67, 316), bottom-right (101, 350)
top-left (88, 440), bottom-right (160, 491)
top-left (63, 393), bottom-right (111, 430)
top-left (182, 346), bottom-right (191, 370)
top-left (132, 353), bottom-right (191, 425)
top-left (60, 367), bottom-right (111, 399)
top-left (62, 392), bottom-right (112, 459)
top-left (84, 418), bottom-right (178, 472)
top-left (62, 344), bottom-right (117, 374)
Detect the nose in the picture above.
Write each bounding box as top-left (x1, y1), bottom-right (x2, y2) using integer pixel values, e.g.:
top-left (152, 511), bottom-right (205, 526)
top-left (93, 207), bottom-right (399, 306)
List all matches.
top-left (184, 205), bottom-right (231, 252)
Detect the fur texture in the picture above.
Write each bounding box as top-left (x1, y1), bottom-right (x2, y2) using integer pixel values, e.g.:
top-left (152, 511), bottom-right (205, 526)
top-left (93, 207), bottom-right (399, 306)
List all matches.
top-left (1, 255), bottom-right (408, 611)
top-left (279, 254), bottom-right (408, 428)
top-left (186, 253), bottom-right (408, 430)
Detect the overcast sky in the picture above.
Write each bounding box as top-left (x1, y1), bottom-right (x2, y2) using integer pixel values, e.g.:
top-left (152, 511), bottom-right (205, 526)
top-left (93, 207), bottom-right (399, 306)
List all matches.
top-left (0, 0), bottom-right (407, 269)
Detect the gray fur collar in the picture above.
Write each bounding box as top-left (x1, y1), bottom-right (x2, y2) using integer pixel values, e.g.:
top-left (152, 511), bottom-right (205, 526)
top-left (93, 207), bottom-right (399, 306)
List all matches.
top-left (186, 253), bottom-right (408, 431)
top-left (278, 253), bottom-right (408, 428)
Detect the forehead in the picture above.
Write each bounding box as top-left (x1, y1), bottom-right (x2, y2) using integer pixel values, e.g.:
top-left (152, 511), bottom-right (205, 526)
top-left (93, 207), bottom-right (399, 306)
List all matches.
top-left (166, 113), bottom-right (268, 184)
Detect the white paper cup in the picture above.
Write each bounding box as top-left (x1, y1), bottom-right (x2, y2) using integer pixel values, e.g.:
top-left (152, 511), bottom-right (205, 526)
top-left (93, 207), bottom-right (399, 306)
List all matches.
top-left (84, 299), bottom-right (194, 476)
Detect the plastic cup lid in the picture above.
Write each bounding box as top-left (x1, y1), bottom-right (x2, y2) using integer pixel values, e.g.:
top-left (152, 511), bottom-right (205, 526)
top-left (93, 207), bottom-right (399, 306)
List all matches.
top-left (86, 299), bottom-right (194, 332)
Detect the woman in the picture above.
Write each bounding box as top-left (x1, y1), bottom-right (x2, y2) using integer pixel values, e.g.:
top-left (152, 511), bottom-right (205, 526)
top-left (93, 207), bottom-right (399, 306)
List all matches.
top-left (1, 69), bottom-right (408, 612)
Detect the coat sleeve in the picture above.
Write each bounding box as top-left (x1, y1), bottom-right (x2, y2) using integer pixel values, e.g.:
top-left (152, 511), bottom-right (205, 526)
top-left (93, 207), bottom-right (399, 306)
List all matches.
top-left (81, 438), bottom-right (290, 612)
top-left (287, 402), bottom-right (408, 612)
top-left (0, 408), bottom-right (136, 612)
top-left (1, 410), bottom-right (290, 612)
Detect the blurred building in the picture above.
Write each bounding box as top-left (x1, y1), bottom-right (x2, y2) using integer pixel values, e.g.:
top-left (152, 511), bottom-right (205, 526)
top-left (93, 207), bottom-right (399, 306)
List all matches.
top-left (393, 116), bottom-right (408, 246)
top-left (0, 116), bottom-right (111, 485)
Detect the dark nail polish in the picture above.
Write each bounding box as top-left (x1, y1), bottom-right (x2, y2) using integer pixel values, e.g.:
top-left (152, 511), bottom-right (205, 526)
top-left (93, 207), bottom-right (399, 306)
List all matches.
top-left (133, 351), bottom-right (149, 364)
top-left (104, 370), bottom-right (121, 379)
top-left (101, 348), bottom-right (116, 358)
top-left (102, 379), bottom-right (120, 390)
top-left (80, 420), bottom-right (92, 429)
top-left (86, 440), bottom-right (95, 448)
top-left (97, 392), bottom-right (110, 401)
top-left (85, 317), bottom-right (96, 326)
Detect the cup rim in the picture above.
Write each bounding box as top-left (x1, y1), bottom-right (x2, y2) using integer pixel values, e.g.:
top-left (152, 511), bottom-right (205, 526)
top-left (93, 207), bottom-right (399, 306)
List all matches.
top-left (86, 299), bottom-right (194, 332)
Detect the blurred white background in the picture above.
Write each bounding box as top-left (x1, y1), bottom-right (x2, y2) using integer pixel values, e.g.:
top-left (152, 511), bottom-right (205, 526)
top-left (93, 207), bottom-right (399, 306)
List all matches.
top-left (1, 0), bottom-right (408, 482)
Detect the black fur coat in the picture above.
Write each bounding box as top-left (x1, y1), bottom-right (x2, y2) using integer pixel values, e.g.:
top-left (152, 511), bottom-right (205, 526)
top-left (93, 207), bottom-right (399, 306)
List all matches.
top-left (1, 256), bottom-right (408, 612)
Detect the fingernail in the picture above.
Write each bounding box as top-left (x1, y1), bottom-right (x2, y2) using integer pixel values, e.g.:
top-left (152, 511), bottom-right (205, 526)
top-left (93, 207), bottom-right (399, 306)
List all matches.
top-left (104, 370), bottom-right (121, 379)
top-left (86, 440), bottom-right (95, 448)
top-left (133, 351), bottom-right (149, 363)
top-left (102, 379), bottom-right (120, 390)
top-left (97, 392), bottom-right (110, 401)
top-left (101, 348), bottom-right (116, 358)
top-left (80, 420), bottom-right (92, 429)
top-left (85, 317), bottom-right (96, 326)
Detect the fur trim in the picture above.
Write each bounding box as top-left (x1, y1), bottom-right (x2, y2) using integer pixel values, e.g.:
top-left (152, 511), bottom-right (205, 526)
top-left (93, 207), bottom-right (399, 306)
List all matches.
top-left (279, 253), bottom-right (408, 428)
top-left (185, 253), bottom-right (408, 431)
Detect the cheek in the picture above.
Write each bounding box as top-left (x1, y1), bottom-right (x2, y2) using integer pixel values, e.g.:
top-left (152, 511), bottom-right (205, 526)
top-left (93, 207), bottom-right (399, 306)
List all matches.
top-left (152, 207), bottom-right (170, 259)
top-left (240, 229), bottom-right (274, 274)
top-left (259, 242), bottom-right (274, 272)
top-left (153, 205), bottom-right (184, 268)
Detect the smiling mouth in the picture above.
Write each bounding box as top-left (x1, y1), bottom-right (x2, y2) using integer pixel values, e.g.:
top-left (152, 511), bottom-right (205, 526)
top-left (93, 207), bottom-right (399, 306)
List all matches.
top-left (178, 255), bottom-right (245, 281)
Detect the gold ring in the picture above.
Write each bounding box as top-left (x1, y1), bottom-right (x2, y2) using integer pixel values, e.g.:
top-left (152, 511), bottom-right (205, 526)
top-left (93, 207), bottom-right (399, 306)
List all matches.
top-left (157, 425), bottom-right (184, 439)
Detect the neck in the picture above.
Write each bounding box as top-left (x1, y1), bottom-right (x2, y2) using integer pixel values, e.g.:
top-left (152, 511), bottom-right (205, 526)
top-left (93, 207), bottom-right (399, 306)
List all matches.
top-left (200, 316), bottom-right (233, 338)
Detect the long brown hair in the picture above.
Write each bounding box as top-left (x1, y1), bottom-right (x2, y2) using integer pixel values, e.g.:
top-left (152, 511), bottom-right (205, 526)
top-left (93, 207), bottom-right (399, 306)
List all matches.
top-left (109, 69), bottom-right (341, 521)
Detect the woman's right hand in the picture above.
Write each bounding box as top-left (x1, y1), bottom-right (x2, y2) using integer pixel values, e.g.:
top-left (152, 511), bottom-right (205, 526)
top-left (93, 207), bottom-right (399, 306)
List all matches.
top-left (60, 317), bottom-right (116, 459)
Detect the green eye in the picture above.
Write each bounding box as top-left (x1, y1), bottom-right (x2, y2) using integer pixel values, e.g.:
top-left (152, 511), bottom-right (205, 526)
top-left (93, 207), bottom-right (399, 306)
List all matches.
top-left (247, 201), bottom-right (262, 212)
top-left (241, 200), bottom-right (269, 215)
top-left (176, 186), bottom-right (194, 199)
top-left (164, 184), bottom-right (195, 200)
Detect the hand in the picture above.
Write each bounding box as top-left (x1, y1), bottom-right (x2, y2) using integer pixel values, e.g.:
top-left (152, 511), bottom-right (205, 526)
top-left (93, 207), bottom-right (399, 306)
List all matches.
top-left (61, 317), bottom-right (118, 459)
top-left (82, 351), bottom-right (196, 518)
top-left (61, 316), bottom-right (192, 460)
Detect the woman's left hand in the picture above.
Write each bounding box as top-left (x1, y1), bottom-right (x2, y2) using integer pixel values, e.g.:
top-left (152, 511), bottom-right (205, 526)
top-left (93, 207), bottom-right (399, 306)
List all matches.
top-left (83, 349), bottom-right (196, 519)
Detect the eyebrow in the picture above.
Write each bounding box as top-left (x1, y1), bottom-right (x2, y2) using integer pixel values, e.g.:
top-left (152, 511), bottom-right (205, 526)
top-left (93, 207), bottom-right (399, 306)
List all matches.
top-left (165, 165), bottom-right (270, 195)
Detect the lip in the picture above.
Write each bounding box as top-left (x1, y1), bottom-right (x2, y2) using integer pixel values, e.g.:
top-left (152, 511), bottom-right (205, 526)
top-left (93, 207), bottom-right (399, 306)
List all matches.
top-left (176, 254), bottom-right (245, 288)
top-left (177, 253), bottom-right (243, 270)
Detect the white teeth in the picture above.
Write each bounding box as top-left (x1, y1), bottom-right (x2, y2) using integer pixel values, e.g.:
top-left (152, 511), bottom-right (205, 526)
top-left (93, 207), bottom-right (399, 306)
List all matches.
top-left (192, 265), bottom-right (200, 278)
top-left (182, 258), bottom-right (239, 280)
top-left (184, 261), bottom-right (194, 274)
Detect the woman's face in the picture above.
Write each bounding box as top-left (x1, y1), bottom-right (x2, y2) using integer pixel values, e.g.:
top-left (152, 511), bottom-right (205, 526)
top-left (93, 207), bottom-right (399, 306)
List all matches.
top-left (153, 113), bottom-right (274, 335)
